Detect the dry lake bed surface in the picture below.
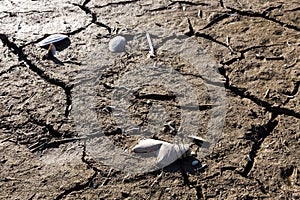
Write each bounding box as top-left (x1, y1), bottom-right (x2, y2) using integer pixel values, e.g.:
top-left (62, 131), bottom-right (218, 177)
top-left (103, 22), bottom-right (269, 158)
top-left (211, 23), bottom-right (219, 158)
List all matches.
top-left (0, 0), bottom-right (299, 199)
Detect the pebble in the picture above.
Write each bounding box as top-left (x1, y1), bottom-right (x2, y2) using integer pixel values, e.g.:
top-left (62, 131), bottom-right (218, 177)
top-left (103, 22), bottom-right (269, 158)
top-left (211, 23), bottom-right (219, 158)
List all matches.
top-left (109, 36), bottom-right (127, 52)
top-left (192, 160), bottom-right (199, 166)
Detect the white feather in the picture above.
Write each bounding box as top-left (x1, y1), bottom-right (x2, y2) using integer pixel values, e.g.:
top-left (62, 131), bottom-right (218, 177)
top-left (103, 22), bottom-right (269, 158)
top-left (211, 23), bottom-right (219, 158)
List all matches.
top-left (132, 139), bottom-right (164, 153)
top-left (38, 34), bottom-right (68, 47)
top-left (156, 142), bottom-right (189, 168)
top-left (132, 139), bottom-right (189, 168)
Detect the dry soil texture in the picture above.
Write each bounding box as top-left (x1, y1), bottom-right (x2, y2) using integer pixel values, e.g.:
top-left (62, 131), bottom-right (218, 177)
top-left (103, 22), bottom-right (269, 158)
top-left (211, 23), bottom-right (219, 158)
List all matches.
top-left (0, 0), bottom-right (299, 199)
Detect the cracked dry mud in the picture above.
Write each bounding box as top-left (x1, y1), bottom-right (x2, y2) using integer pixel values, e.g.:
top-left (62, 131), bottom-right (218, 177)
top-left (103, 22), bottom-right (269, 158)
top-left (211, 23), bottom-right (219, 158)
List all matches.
top-left (0, 0), bottom-right (299, 199)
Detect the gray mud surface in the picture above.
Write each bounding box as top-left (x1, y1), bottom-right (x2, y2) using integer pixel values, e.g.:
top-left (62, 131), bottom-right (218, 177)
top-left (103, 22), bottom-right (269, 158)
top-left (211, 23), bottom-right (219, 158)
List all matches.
top-left (0, 0), bottom-right (299, 199)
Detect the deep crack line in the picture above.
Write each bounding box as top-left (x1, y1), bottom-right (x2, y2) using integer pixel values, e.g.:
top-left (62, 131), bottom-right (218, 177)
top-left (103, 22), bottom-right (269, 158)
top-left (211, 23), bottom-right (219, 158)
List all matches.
top-left (180, 166), bottom-right (191, 186)
top-left (81, 141), bottom-right (102, 172)
top-left (93, 0), bottom-right (140, 8)
top-left (239, 116), bottom-right (279, 177)
top-left (54, 143), bottom-right (99, 200)
top-left (195, 32), bottom-right (233, 52)
top-left (169, 0), bottom-right (209, 6)
top-left (29, 117), bottom-right (62, 138)
top-left (0, 34), bottom-right (73, 118)
top-left (218, 66), bottom-right (300, 119)
top-left (72, 3), bottom-right (111, 33)
top-left (200, 13), bottom-right (232, 30)
top-left (54, 171), bottom-right (97, 200)
top-left (221, 43), bottom-right (285, 65)
top-left (228, 7), bottom-right (300, 32)
top-left (148, 1), bottom-right (209, 13)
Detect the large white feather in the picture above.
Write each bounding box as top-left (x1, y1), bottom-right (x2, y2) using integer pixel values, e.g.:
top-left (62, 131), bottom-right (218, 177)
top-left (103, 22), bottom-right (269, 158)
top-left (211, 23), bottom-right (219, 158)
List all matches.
top-left (132, 139), bottom-right (164, 153)
top-left (156, 142), bottom-right (189, 168)
top-left (132, 139), bottom-right (189, 168)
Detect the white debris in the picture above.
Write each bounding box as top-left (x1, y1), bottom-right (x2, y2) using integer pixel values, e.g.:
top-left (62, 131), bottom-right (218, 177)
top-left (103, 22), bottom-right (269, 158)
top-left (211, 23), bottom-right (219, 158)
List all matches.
top-left (38, 34), bottom-right (68, 46)
top-left (132, 139), bottom-right (163, 153)
top-left (188, 135), bottom-right (210, 148)
top-left (146, 32), bottom-right (155, 57)
top-left (132, 139), bottom-right (189, 168)
top-left (156, 142), bottom-right (189, 168)
top-left (109, 36), bottom-right (127, 52)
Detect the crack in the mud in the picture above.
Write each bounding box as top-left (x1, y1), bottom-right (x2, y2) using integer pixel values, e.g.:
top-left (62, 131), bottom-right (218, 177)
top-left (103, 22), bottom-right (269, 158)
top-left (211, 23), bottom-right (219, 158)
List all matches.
top-left (220, 166), bottom-right (238, 173)
top-left (169, 1), bottom-right (209, 6)
top-left (198, 5), bottom-right (298, 33)
top-left (82, 0), bottom-right (91, 7)
top-left (148, 0), bottom-right (209, 12)
top-left (4, 9), bottom-right (53, 15)
top-left (195, 184), bottom-right (204, 199)
top-left (228, 7), bottom-right (300, 32)
top-left (185, 18), bottom-right (195, 37)
top-left (199, 172), bottom-right (221, 181)
top-left (284, 81), bottom-right (300, 96)
top-left (239, 116), bottom-right (279, 177)
top-left (200, 13), bottom-right (232, 30)
top-left (218, 66), bottom-right (300, 119)
top-left (285, 7), bottom-right (300, 12)
top-left (29, 117), bottom-right (62, 138)
top-left (54, 143), bottom-right (99, 199)
top-left (72, 3), bottom-right (112, 34)
top-left (194, 32), bottom-right (233, 52)
top-left (81, 141), bottom-right (102, 173)
top-left (219, 0), bottom-right (224, 8)
top-left (27, 117), bottom-right (80, 152)
top-left (54, 171), bottom-right (97, 200)
top-left (221, 43), bottom-right (285, 65)
top-left (66, 23), bottom-right (93, 36)
top-left (255, 178), bottom-right (268, 194)
top-left (135, 93), bottom-right (177, 101)
top-left (262, 4), bottom-right (283, 15)
top-left (0, 34), bottom-right (73, 119)
top-left (93, 0), bottom-right (139, 8)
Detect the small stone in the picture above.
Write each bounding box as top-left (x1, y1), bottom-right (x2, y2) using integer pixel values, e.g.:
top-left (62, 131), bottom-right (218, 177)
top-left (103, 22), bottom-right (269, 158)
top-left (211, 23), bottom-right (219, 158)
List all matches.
top-left (192, 160), bottom-right (199, 166)
top-left (109, 36), bottom-right (127, 52)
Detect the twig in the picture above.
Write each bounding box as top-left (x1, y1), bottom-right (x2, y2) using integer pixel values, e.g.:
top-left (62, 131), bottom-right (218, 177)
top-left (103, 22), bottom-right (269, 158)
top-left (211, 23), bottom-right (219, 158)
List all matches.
top-left (101, 168), bottom-right (113, 186)
top-left (146, 32), bottom-right (155, 57)
top-left (264, 89), bottom-right (270, 99)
